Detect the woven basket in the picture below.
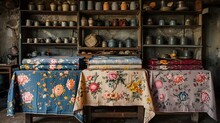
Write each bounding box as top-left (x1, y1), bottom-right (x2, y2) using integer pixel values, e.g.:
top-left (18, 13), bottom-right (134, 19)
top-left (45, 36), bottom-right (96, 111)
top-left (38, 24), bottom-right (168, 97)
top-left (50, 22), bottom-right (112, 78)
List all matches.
top-left (84, 33), bottom-right (98, 47)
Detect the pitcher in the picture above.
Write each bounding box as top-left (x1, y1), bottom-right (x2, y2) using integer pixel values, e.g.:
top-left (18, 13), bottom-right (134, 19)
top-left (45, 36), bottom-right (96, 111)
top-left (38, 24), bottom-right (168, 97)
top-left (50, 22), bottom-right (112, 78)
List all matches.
top-left (120, 1), bottom-right (129, 10)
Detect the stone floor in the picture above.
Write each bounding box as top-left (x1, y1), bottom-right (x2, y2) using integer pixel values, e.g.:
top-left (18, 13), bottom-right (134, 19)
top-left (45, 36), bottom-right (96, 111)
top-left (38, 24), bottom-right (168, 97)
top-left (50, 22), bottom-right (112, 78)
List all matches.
top-left (0, 95), bottom-right (219, 123)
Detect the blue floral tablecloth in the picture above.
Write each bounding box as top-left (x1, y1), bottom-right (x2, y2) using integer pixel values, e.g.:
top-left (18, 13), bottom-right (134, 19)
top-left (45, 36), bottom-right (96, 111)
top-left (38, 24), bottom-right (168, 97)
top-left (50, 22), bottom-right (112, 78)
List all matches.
top-left (148, 70), bottom-right (217, 121)
top-left (7, 70), bottom-right (83, 121)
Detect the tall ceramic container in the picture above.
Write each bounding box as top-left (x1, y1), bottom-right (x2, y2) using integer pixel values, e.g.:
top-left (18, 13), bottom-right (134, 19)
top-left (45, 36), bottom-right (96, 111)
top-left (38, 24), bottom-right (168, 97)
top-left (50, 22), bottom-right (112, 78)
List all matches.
top-left (103, 2), bottom-right (110, 10)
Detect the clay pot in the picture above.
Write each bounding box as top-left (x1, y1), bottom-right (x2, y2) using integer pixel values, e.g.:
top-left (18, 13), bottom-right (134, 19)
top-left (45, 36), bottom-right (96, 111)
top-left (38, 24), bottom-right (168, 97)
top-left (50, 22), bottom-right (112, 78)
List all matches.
top-left (103, 2), bottom-right (110, 10)
top-left (62, 2), bottom-right (70, 11)
top-left (50, 2), bottom-right (57, 11)
top-left (120, 2), bottom-right (129, 10)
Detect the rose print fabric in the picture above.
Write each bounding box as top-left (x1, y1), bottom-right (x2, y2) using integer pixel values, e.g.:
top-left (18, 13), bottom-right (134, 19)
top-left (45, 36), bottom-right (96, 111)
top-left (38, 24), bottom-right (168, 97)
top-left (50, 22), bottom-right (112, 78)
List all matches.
top-left (7, 70), bottom-right (83, 121)
top-left (22, 56), bottom-right (84, 65)
top-left (73, 69), bottom-right (155, 123)
top-left (87, 64), bottom-right (142, 70)
top-left (148, 70), bottom-right (217, 121)
top-left (20, 64), bottom-right (80, 70)
top-left (147, 65), bottom-right (203, 70)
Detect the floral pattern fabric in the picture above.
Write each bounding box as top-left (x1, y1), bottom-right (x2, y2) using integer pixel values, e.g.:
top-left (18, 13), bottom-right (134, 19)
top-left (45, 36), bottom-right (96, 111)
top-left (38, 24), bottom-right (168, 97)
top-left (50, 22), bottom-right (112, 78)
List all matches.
top-left (22, 56), bottom-right (84, 65)
top-left (7, 70), bottom-right (83, 121)
top-left (20, 64), bottom-right (80, 70)
top-left (87, 64), bottom-right (142, 70)
top-left (148, 70), bottom-right (217, 121)
top-left (73, 69), bottom-right (155, 123)
top-left (88, 56), bottom-right (142, 65)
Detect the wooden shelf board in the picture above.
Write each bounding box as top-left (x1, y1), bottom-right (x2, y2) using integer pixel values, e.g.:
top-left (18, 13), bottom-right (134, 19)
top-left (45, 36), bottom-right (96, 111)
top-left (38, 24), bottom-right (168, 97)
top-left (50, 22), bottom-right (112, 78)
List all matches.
top-left (21, 26), bottom-right (77, 29)
top-left (79, 47), bottom-right (140, 51)
top-left (79, 26), bottom-right (138, 29)
top-left (79, 10), bottom-right (139, 15)
top-left (20, 10), bottom-right (78, 15)
top-left (22, 43), bottom-right (77, 46)
top-left (142, 10), bottom-right (201, 15)
top-left (143, 25), bottom-right (202, 29)
top-left (143, 45), bottom-right (202, 48)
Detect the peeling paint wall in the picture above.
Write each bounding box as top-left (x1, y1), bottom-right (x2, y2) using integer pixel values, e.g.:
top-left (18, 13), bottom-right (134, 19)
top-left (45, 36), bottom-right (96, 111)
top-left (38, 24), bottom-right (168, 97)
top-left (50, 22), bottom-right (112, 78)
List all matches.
top-left (0, 2), bottom-right (19, 63)
top-left (203, 7), bottom-right (220, 93)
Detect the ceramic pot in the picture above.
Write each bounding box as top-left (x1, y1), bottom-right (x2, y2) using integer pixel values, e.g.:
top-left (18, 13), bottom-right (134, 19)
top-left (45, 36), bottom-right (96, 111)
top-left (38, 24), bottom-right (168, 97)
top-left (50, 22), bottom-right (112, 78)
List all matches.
top-left (45, 38), bottom-right (52, 43)
top-left (108, 38), bottom-right (117, 47)
top-left (50, 2), bottom-right (57, 11)
top-left (102, 40), bottom-right (107, 47)
top-left (70, 3), bottom-right (77, 11)
top-left (45, 20), bottom-right (51, 26)
top-left (55, 37), bottom-right (62, 43)
top-left (64, 38), bottom-right (69, 43)
top-left (159, 19), bottom-right (165, 26)
top-left (119, 19), bottom-right (127, 26)
top-left (130, 1), bottom-right (138, 10)
top-left (71, 37), bottom-right (77, 44)
top-left (125, 38), bottom-right (133, 47)
top-left (103, 2), bottom-right (110, 10)
top-left (130, 18), bottom-right (137, 26)
top-left (88, 17), bottom-right (94, 26)
top-left (120, 1), bottom-right (129, 10)
top-left (181, 49), bottom-right (192, 58)
top-left (37, 4), bottom-right (44, 11)
top-left (169, 19), bottom-right (176, 26)
top-left (28, 2), bottom-right (35, 10)
top-left (81, 17), bottom-right (88, 26)
top-left (180, 36), bottom-right (188, 45)
top-left (26, 19), bottom-right (32, 26)
top-left (112, 19), bottom-right (119, 26)
top-left (80, 1), bottom-right (86, 10)
top-left (95, 2), bottom-right (102, 10)
top-left (156, 36), bottom-right (164, 45)
top-left (168, 36), bottom-right (177, 45)
top-left (62, 2), bottom-right (70, 11)
top-left (112, 2), bottom-right (119, 10)
top-left (87, 0), bottom-right (93, 10)
top-left (145, 35), bottom-right (152, 44)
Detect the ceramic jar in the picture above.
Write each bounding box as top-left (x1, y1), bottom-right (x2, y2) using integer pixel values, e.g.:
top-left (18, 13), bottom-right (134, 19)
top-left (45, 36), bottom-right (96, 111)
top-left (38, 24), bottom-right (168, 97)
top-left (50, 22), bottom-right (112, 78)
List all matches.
top-left (168, 36), bottom-right (177, 45)
top-left (159, 19), bottom-right (165, 26)
top-left (37, 4), bottom-right (44, 11)
top-left (64, 38), bottom-right (69, 43)
top-left (130, 18), bottom-right (137, 26)
top-left (108, 38), bottom-right (117, 47)
top-left (55, 37), bottom-right (62, 43)
top-left (28, 2), bottom-right (35, 10)
top-left (62, 2), bottom-right (70, 11)
top-left (87, 0), bottom-right (93, 10)
top-left (118, 41), bottom-right (123, 47)
top-left (45, 20), bottom-right (51, 26)
top-left (102, 40), bottom-right (107, 47)
top-left (95, 2), bottom-right (102, 10)
top-left (156, 36), bottom-right (164, 45)
top-left (57, 3), bottom-right (62, 11)
top-left (61, 21), bottom-right (67, 26)
top-left (125, 38), bottom-right (133, 47)
top-left (130, 1), bottom-right (138, 10)
top-left (50, 2), bottom-right (57, 11)
top-left (81, 17), bottom-right (88, 26)
top-left (169, 19), bottom-right (176, 26)
top-left (45, 38), bottom-right (52, 43)
top-left (72, 37), bottom-right (77, 44)
top-left (88, 17), bottom-right (94, 26)
top-left (70, 3), bottom-right (77, 11)
top-left (80, 1), bottom-right (86, 10)
top-left (26, 19), bottom-right (32, 26)
top-left (112, 2), bottom-right (119, 10)
top-left (103, 2), bottom-right (110, 10)
top-left (120, 2), bottom-right (128, 10)
top-left (145, 35), bottom-right (152, 44)
top-left (180, 36), bottom-right (188, 45)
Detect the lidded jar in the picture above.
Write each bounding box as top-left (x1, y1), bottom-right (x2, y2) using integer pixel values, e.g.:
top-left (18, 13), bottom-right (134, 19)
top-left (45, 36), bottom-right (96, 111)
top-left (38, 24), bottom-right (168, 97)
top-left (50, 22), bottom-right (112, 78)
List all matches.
top-left (62, 2), bottom-right (70, 11)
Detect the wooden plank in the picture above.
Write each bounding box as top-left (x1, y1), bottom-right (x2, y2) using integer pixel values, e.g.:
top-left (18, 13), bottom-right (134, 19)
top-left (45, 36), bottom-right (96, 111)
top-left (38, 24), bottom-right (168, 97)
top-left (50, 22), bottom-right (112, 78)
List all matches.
top-left (91, 112), bottom-right (138, 118)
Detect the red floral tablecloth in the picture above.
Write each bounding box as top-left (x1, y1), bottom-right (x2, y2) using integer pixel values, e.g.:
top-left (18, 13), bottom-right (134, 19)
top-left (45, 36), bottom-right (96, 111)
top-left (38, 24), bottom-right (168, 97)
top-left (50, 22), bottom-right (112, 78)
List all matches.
top-left (148, 70), bottom-right (217, 121)
top-left (73, 69), bottom-right (155, 123)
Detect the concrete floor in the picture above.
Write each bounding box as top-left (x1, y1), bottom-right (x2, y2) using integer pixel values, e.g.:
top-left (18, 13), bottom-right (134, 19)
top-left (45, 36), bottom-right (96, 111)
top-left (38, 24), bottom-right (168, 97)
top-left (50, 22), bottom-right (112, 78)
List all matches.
top-left (0, 96), bottom-right (219, 123)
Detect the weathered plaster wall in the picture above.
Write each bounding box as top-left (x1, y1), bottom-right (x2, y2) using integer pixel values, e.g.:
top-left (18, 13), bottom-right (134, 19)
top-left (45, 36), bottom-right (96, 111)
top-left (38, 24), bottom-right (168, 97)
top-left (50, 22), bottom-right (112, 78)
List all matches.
top-left (0, 1), bottom-right (19, 63)
top-left (203, 7), bottom-right (220, 93)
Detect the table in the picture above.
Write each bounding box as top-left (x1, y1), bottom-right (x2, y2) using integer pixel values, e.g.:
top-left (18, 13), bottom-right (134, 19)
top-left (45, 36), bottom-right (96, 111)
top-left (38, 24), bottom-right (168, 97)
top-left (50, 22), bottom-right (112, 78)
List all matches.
top-left (73, 69), bottom-right (155, 123)
top-left (148, 70), bottom-right (217, 121)
top-left (0, 64), bottom-right (18, 94)
top-left (0, 64), bottom-right (18, 85)
top-left (7, 70), bottom-right (82, 122)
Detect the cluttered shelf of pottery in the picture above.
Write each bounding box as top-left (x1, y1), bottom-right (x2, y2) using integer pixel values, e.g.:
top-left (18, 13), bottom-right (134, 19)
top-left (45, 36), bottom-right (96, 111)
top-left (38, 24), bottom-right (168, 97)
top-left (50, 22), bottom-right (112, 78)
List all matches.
top-left (21, 26), bottom-right (77, 29)
top-left (78, 47), bottom-right (140, 51)
top-left (79, 26), bottom-right (138, 30)
top-left (143, 44), bottom-right (202, 48)
top-left (142, 10), bottom-right (201, 15)
top-left (20, 10), bottom-right (78, 15)
top-left (143, 25), bottom-right (202, 29)
top-left (79, 10), bottom-right (139, 15)
top-left (22, 43), bottom-right (77, 46)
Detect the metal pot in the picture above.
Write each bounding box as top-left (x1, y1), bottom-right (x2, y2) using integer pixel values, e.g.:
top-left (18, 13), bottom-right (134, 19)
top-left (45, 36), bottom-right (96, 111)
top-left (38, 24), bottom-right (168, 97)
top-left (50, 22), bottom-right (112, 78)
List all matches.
top-left (108, 38), bottom-right (118, 47)
top-left (168, 36), bottom-right (177, 45)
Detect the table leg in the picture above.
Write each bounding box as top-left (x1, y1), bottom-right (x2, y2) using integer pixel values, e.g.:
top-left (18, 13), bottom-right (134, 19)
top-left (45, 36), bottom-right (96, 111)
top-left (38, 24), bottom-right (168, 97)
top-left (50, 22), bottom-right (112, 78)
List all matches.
top-left (85, 106), bottom-right (92, 123)
top-left (191, 112), bottom-right (199, 123)
top-left (137, 106), bottom-right (144, 123)
top-left (25, 114), bottom-right (33, 123)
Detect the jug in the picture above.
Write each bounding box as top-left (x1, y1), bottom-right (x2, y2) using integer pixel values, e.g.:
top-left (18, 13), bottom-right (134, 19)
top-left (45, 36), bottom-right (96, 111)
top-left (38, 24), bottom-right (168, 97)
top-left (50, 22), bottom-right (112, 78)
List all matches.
top-left (130, 1), bottom-right (138, 10)
top-left (120, 2), bottom-right (129, 10)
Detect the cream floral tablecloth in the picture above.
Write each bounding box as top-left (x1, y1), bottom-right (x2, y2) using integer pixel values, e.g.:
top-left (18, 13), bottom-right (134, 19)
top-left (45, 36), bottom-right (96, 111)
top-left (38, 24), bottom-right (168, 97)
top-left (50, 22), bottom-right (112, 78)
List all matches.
top-left (148, 70), bottom-right (217, 121)
top-left (73, 69), bottom-right (155, 123)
